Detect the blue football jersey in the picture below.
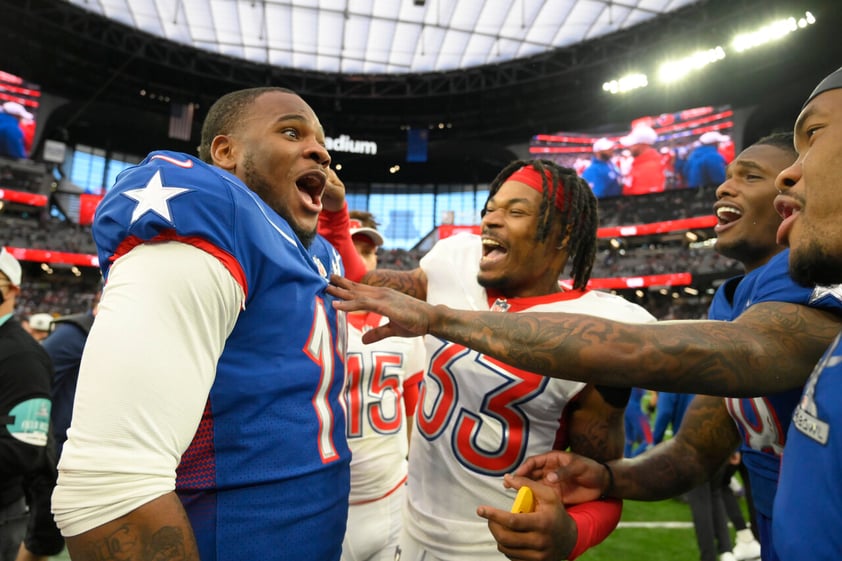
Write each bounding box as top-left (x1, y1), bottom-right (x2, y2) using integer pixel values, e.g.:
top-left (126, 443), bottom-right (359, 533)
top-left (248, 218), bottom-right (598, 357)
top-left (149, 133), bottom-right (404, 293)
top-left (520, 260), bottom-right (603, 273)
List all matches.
top-left (773, 334), bottom-right (842, 559)
top-left (93, 151), bottom-right (350, 560)
top-left (708, 250), bottom-right (842, 519)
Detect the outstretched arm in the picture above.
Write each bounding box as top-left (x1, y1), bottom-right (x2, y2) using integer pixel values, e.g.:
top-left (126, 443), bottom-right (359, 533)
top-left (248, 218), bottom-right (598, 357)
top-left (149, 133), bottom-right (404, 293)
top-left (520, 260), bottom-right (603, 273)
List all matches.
top-left (513, 395), bottom-right (740, 503)
top-left (361, 267), bottom-right (428, 301)
top-left (327, 275), bottom-right (841, 396)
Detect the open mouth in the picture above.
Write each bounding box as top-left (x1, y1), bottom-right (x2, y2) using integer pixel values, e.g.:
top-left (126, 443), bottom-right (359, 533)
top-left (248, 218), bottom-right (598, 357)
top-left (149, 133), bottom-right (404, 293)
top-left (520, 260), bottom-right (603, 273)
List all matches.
top-left (775, 201), bottom-right (796, 220)
top-left (296, 170), bottom-right (327, 202)
top-left (715, 205), bottom-right (742, 226)
top-left (481, 237), bottom-right (508, 264)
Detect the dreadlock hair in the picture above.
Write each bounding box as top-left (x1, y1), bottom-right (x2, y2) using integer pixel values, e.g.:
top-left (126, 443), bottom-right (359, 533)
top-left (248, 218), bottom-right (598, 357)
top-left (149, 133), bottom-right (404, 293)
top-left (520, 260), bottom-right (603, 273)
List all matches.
top-left (484, 159), bottom-right (599, 290)
top-left (753, 131), bottom-right (796, 158)
top-left (197, 87), bottom-right (299, 164)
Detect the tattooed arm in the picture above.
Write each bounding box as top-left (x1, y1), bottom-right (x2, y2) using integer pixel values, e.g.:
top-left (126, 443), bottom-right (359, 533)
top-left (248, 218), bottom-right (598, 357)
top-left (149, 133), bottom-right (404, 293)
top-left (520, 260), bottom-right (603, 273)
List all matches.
top-left (361, 267), bottom-right (428, 301)
top-left (327, 276), bottom-right (841, 396)
top-left (566, 385), bottom-right (626, 463)
top-left (606, 395), bottom-right (739, 500)
top-left (508, 395), bottom-right (740, 504)
top-left (65, 493), bottom-right (199, 561)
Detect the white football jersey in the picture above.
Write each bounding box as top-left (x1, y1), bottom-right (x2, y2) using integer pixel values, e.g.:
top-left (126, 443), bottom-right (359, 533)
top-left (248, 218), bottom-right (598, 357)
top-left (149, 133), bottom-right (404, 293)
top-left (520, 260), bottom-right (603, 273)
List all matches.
top-left (345, 311), bottom-right (426, 504)
top-left (404, 233), bottom-right (656, 559)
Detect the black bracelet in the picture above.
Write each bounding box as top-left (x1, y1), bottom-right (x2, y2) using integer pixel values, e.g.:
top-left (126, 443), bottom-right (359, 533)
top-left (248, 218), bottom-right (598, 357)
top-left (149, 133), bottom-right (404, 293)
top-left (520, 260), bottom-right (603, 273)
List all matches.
top-left (598, 461), bottom-right (615, 499)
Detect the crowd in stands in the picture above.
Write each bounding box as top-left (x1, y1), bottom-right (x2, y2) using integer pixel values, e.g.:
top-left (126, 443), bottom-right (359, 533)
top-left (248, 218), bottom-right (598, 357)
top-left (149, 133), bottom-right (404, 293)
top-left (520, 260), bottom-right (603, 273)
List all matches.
top-left (1, 178), bottom-right (726, 322)
top-left (596, 184), bottom-right (717, 227)
top-left (592, 243), bottom-right (741, 279)
top-left (3, 214), bottom-right (97, 254)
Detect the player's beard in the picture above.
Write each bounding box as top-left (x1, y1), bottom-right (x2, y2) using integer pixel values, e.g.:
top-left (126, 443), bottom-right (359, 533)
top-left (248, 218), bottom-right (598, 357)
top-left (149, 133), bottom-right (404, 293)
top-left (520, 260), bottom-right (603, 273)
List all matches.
top-left (243, 155), bottom-right (316, 248)
top-left (789, 239), bottom-right (842, 287)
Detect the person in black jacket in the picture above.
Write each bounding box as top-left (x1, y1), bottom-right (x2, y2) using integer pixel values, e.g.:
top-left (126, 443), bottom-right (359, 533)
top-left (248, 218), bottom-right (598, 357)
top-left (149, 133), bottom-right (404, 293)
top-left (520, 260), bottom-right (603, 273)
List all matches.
top-left (0, 248), bottom-right (56, 561)
top-left (44, 287), bottom-right (100, 457)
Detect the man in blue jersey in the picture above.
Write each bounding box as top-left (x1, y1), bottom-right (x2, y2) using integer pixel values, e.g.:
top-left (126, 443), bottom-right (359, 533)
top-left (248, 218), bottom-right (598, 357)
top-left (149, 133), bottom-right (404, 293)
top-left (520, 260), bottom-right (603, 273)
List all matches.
top-left (327, 130), bottom-right (842, 560)
top-left (685, 132), bottom-right (728, 189)
top-left (772, 65), bottom-right (842, 560)
top-left (581, 137), bottom-right (622, 198)
top-left (52, 88), bottom-right (351, 561)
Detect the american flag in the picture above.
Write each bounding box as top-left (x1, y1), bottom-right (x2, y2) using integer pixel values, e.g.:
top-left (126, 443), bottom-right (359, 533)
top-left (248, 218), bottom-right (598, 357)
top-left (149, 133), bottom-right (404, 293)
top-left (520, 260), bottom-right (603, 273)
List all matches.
top-left (168, 101), bottom-right (194, 141)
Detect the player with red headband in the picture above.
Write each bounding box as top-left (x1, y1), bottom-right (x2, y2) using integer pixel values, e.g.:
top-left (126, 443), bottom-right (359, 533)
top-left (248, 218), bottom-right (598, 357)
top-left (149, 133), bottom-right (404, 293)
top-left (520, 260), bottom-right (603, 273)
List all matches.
top-left (359, 159), bottom-right (656, 560)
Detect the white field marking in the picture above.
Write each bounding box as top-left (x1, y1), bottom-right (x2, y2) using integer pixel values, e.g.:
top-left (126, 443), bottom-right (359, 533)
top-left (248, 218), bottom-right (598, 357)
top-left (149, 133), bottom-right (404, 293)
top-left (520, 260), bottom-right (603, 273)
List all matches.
top-left (617, 521), bottom-right (694, 529)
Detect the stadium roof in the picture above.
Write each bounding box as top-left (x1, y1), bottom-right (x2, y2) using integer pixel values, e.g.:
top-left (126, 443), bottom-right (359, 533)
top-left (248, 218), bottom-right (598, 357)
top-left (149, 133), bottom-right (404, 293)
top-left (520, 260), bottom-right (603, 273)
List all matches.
top-left (64, 0), bottom-right (699, 75)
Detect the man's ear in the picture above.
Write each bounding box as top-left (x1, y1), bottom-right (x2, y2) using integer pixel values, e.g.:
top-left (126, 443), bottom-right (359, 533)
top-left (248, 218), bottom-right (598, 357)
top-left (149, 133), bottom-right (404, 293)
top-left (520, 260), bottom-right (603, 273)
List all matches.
top-left (210, 135), bottom-right (236, 171)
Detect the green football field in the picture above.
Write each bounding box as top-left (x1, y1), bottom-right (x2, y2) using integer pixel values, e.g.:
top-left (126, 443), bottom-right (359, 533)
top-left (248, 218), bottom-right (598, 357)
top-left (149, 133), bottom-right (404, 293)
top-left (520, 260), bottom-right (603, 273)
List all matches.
top-left (49, 495), bottom-right (745, 560)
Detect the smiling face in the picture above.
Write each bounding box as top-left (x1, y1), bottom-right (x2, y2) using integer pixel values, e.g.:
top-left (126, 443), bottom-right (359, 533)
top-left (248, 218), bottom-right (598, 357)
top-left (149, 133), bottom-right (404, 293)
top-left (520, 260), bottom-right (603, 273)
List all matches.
top-left (211, 90), bottom-right (330, 247)
top-left (775, 88), bottom-right (842, 286)
top-left (713, 143), bottom-right (795, 272)
top-left (478, 180), bottom-right (567, 298)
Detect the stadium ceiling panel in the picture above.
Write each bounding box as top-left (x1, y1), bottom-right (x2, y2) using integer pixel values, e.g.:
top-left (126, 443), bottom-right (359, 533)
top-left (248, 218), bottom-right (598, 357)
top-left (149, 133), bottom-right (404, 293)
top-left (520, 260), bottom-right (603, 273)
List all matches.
top-left (65, 0), bottom-right (699, 75)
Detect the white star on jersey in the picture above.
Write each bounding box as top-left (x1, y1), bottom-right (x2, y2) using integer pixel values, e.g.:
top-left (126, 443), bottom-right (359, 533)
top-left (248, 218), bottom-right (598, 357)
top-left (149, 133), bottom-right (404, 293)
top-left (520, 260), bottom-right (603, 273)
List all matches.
top-left (123, 170), bottom-right (191, 224)
top-left (810, 284), bottom-right (842, 304)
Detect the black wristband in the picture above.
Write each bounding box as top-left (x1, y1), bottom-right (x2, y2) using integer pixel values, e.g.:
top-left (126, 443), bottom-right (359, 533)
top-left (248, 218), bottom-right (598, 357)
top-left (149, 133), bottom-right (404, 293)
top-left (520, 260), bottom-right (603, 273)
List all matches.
top-left (598, 461), bottom-right (615, 499)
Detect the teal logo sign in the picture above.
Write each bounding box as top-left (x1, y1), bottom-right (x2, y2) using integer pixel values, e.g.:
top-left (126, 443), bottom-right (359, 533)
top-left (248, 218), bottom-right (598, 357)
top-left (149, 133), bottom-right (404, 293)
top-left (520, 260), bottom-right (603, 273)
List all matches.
top-left (6, 398), bottom-right (50, 446)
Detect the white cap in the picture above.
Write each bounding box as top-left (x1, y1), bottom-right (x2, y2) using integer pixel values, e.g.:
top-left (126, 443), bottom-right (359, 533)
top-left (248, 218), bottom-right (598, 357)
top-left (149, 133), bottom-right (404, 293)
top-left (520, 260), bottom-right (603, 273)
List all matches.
top-left (699, 131), bottom-right (730, 145)
top-left (349, 219), bottom-right (384, 246)
top-left (620, 125), bottom-right (658, 147)
top-left (27, 313), bottom-right (53, 332)
top-left (592, 137), bottom-right (615, 153)
top-left (2, 101), bottom-right (33, 121)
top-left (0, 248), bottom-right (21, 287)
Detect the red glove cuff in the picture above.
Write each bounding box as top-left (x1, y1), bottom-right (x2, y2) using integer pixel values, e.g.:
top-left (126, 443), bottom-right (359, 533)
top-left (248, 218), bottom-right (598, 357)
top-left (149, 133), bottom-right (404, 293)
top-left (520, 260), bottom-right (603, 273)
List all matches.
top-left (566, 498), bottom-right (622, 560)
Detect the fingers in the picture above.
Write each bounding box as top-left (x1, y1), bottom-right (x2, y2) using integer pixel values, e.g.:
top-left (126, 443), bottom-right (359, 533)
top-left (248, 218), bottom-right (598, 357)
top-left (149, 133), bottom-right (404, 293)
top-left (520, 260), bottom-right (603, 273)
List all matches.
top-left (477, 503), bottom-right (524, 530)
top-left (360, 325), bottom-right (394, 344)
top-left (505, 474), bottom-right (564, 503)
top-left (326, 275), bottom-right (373, 313)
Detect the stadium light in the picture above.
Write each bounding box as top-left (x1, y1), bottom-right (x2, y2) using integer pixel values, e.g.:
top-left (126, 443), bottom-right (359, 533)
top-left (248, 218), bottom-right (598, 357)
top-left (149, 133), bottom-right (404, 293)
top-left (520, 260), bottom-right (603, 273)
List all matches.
top-left (658, 46), bottom-right (726, 83)
top-left (732, 12), bottom-right (815, 53)
top-left (603, 73), bottom-right (648, 95)
top-left (612, 10), bottom-right (816, 93)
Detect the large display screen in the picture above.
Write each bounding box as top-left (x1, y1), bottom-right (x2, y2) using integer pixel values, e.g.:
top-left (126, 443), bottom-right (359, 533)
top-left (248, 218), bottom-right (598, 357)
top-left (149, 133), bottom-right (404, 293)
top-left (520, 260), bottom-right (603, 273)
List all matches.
top-left (529, 105), bottom-right (734, 198)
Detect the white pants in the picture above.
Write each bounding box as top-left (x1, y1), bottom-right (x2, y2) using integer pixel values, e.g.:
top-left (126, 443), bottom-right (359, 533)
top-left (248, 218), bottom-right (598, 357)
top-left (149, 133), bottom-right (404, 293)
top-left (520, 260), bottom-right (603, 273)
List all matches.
top-left (396, 528), bottom-right (448, 561)
top-left (342, 486), bottom-right (405, 561)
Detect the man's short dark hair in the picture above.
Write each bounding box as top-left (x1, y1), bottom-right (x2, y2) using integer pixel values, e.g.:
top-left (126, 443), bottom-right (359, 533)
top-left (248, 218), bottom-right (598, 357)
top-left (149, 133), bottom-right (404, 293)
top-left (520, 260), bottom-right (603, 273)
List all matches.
top-left (197, 87), bottom-right (298, 164)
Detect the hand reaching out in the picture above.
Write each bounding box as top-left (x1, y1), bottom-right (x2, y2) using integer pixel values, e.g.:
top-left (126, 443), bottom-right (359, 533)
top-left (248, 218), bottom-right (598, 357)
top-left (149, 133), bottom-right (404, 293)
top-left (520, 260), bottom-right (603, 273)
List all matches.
top-left (510, 451), bottom-right (609, 505)
top-left (327, 275), bottom-right (434, 341)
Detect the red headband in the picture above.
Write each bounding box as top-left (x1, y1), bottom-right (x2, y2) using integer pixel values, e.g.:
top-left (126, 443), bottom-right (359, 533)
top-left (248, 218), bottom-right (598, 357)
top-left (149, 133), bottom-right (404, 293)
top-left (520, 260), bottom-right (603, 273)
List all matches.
top-left (508, 164), bottom-right (565, 211)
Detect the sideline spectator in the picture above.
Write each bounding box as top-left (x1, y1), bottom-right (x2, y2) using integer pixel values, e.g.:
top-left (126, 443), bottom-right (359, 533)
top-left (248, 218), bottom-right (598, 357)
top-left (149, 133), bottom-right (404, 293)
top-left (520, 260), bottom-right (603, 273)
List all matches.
top-left (0, 248), bottom-right (56, 561)
top-left (20, 314), bottom-right (52, 343)
top-left (340, 211), bottom-right (425, 561)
